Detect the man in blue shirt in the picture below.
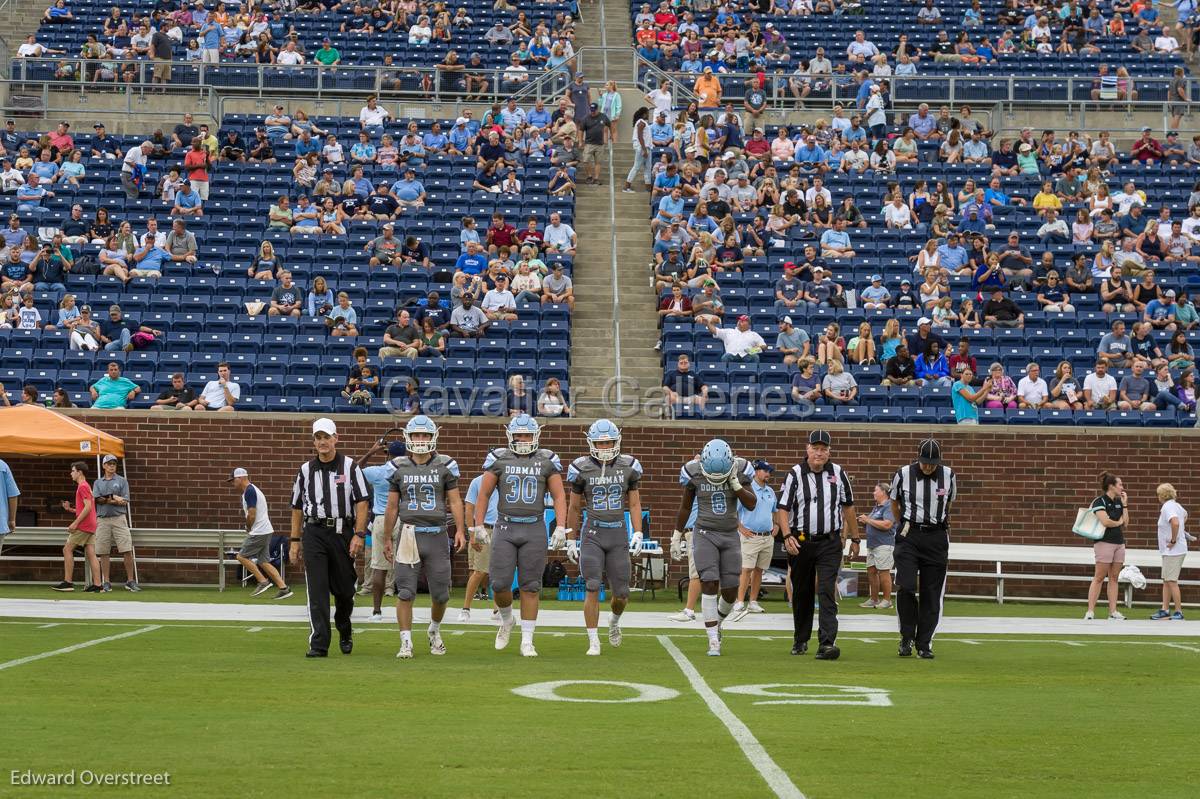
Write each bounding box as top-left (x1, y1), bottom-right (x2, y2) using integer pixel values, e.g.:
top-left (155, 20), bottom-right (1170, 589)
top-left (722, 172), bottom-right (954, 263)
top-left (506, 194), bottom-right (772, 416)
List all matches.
top-left (499, 99), bottom-right (526, 132)
top-left (526, 100), bottom-right (552, 131)
top-left (421, 123), bottom-right (448, 154)
top-left (984, 176), bottom-right (1026, 207)
top-left (654, 187), bottom-right (685, 231)
top-left (459, 472), bottom-right (500, 621)
top-left (454, 241), bottom-right (487, 276)
top-left (729, 459), bottom-right (778, 621)
top-left (391, 167), bottom-right (426, 207)
top-left (652, 163), bottom-right (680, 198)
top-left (294, 131), bottom-right (320, 158)
top-left (0, 457), bottom-right (20, 547)
top-left (448, 118), bottom-right (473, 156)
top-left (819, 217), bottom-right (855, 257)
top-left (358, 440), bottom-right (408, 620)
top-left (199, 17), bottom-right (222, 63)
top-left (936, 233), bottom-right (969, 272)
top-left (649, 112), bottom-right (674, 147)
top-left (794, 136), bottom-right (827, 173)
top-left (16, 174), bottom-right (52, 214)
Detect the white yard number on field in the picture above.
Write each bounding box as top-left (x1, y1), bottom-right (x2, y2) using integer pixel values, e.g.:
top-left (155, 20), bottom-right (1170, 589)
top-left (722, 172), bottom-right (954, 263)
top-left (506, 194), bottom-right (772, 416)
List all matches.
top-left (722, 684), bottom-right (893, 707)
top-left (512, 680), bottom-right (681, 704)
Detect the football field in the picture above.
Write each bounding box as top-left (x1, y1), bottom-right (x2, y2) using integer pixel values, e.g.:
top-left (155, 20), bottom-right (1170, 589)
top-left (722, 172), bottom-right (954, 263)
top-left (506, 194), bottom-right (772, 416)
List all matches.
top-left (2, 594), bottom-right (1198, 798)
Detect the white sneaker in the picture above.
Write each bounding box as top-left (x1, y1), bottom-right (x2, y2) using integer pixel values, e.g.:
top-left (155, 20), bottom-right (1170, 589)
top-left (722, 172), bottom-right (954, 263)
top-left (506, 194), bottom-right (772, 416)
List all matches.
top-left (396, 641), bottom-right (413, 659)
top-left (368, 612), bottom-right (384, 622)
top-left (668, 609), bottom-right (696, 622)
top-left (384, 587), bottom-right (395, 597)
top-left (876, 600), bottom-right (893, 609)
top-left (748, 601), bottom-right (765, 613)
top-left (859, 599), bottom-right (877, 608)
top-left (608, 621), bottom-right (622, 647)
top-left (586, 641), bottom-right (601, 656)
top-left (520, 642), bottom-right (538, 658)
top-left (495, 618), bottom-right (514, 650)
top-left (727, 602), bottom-right (750, 623)
top-left (1109, 610), bottom-right (1126, 620)
top-left (429, 632), bottom-right (446, 656)
top-left (1083, 610), bottom-right (1095, 620)
top-left (706, 638), bottom-right (721, 657)
top-left (457, 608), bottom-right (471, 623)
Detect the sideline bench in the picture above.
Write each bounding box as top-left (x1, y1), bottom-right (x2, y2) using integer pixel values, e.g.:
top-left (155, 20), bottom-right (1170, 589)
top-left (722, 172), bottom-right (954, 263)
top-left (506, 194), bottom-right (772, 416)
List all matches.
top-left (845, 540), bottom-right (1200, 606)
top-left (0, 527), bottom-right (251, 590)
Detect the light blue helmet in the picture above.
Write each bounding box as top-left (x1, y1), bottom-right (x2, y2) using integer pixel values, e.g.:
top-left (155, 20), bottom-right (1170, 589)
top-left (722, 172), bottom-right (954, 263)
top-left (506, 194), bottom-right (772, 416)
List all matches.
top-left (587, 418), bottom-right (621, 462)
top-left (699, 438), bottom-right (734, 484)
top-left (506, 414), bottom-right (541, 455)
top-left (404, 415), bottom-right (439, 454)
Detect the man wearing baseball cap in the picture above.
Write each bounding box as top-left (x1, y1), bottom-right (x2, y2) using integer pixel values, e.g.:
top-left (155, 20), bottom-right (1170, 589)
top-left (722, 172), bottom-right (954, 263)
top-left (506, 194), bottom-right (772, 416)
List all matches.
top-left (705, 314), bottom-right (767, 363)
top-left (93, 454), bottom-right (137, 592)
top-left (775, 430), bottom-right (859, 659)
top-left (888, 438), bottom-right (957, 659)
top-left (228, 467), bottom-right (292, 600)
top-left (289, 418), bottom-right (370, 657)
top-left (729, 460), bottom-right (779, 622)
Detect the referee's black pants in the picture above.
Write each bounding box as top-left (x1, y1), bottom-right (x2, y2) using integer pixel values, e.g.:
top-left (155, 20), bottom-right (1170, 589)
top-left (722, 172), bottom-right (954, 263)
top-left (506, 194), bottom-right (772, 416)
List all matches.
top-left (895, 527), bottom-right (949, 650)
top-left (788, 536), bottom-right (842, 648)
top-left (303, 523), bottom-right (357, 653)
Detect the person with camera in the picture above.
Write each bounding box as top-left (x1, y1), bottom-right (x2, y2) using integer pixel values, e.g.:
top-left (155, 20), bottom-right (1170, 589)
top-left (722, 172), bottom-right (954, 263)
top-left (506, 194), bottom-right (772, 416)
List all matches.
top-left (92, 454), bottom-right (138, 592)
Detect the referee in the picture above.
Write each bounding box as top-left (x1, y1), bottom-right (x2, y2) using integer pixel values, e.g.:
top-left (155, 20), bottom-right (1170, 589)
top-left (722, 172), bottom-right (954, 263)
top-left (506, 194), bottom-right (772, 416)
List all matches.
top-left (775, 430), bottom-right (859, 660)
top-left (889, 438), bottom-right (958, 659)
top-left (289, 418), bottom-right (370, 658)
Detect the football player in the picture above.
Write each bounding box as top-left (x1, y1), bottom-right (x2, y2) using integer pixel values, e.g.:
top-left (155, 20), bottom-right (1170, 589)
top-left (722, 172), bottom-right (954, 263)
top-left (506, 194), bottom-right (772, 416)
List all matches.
top-left (472, 414), bottom-right (568, 657)
top-left (382, 415), bottom-right (466, 659)
top-left (565, 419), bottom-right (644, 656)
top-left (673, 439), bottom-right (756, 656)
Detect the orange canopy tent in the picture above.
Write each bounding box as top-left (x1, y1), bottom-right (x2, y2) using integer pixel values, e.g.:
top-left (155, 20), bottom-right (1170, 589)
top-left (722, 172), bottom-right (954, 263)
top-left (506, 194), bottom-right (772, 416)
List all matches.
top-left (0, 405), bottom-right (125, 458)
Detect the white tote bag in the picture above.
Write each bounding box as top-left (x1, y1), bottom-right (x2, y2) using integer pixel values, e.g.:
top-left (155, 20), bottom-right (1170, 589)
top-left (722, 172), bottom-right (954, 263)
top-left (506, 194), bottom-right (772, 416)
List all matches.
top-left (1071, 507), bottom-right (1106, 541)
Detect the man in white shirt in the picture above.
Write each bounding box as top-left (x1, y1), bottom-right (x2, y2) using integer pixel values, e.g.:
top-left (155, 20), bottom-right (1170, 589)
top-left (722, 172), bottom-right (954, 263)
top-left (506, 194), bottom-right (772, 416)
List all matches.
top-left (1182, 207), bottom-right (1200, 244)
top-left (275, 41), bottom-right (305, 65)
top-left (1082, 360), bottom-right (1118, 410)
top-left (543, 212), bottom-right (577, 254)
top-left (1016, 363), bottom-right (1051, 408)
top-left (1154, 27), bottom-right (1180, 54)
top-left (358, 96), bottom-right (391, 135)
top-left (706, 315), bottom-right (767, 363)
top-left (227, 467), bottom-right (292, 599)
top-left (120, 141), bottom-right (153, 199)
top-left (197, 362), bottom-right (241, 412)
top-left (481, 274), bottom-right (518, 321)
top-left (845, 31), bottom-right (879, 63)
top-left (1111, 181), bottom-right (1145, 215)
top-left (883, 196), bottom-right (913, 229)
top-left (139, 218), bottom-right (167, 249)
top-left (804, 177), bottom-right (832, 207)
top-left (502, 55), bottom-right (529, 86)
top-left (17, 34), bottom-right (62, 57)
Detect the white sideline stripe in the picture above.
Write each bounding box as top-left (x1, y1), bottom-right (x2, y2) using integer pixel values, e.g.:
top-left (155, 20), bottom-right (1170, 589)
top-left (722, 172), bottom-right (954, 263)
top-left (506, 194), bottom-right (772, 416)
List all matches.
top-left (0, 625), bottom-right (160, 671)
top-left (1061, 641), bottom-right (1085, 647)
top-left (1164, 642), bottom-right (1200, 653)
top-left (658, 635), bottom-right (806, 799)
top-left (246, 627), bottom-right (263, 633)
top-left (37, 623), bottom-right (60, 629)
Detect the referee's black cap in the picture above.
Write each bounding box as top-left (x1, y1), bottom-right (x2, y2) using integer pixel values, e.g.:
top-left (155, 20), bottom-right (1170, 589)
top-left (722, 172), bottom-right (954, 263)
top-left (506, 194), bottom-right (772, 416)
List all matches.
top-left (808, 430), bottom-right (831, 447)
top-left (387, 441), bottom-right (407, 458)
top-left (918, 438), bottom-right (942, 465)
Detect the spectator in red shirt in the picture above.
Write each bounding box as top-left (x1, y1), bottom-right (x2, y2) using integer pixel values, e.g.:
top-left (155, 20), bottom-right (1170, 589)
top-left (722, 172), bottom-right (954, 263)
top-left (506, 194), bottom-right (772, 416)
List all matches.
top-left (54, 460), bottom-right (101, 592)
top-left (1130, 127), bottom-right (1164, 165)
top-left (658, 282), bottom-right (692, 328)
top-left (485, 211), bottom-right (517, 257)
top-left (47, 121), bottom-right (74, 156)
top-left (182, 136), bottom-right (212, 200)
top-left (516, 216), bottom-right (543, 252)
top-left (947, 337), bottom-right (978, 381)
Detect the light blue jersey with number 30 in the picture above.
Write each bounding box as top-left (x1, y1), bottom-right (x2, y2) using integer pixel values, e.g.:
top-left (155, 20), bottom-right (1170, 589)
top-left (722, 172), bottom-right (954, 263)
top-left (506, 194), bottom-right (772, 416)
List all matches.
top-left (483, 448), bottom-right (561, 518)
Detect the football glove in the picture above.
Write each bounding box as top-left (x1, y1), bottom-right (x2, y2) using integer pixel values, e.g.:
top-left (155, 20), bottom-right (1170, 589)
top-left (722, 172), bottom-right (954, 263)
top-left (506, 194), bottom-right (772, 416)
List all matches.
top-left (469, 525), bottom-right (489, 545)
top-left (550, 526), bottom-right (571, 549)
top-left (726, 471), bottom-right (742, 492)
top-left (566, 539), bottom-right (579, 564)
top-left (670, 529), bottom-right (684, 561)
top-left (630, 531), bottom-right (644, 556)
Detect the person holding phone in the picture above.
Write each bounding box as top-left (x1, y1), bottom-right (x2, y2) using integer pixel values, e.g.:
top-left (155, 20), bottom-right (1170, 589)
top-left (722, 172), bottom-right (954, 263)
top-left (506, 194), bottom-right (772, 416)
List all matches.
top-left (1085, 472), bottom-right (1128, 620)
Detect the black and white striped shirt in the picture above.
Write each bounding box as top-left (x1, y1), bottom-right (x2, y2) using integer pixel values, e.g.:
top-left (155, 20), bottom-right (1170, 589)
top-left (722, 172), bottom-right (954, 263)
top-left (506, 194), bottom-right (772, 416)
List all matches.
top-left (889, 463), bottom-right (957, 526)
top-left (779, 461), bottom-right (854, 538)
top-left (291, 454), bottom-right (370, 520)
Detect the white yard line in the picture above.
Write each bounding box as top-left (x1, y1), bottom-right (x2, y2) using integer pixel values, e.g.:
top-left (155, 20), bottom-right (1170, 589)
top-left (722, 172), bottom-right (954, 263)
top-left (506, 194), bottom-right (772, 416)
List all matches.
top-left (0, 625), bottom-right (160, 672)
top-left (658, 635), bottom-right (806, 799)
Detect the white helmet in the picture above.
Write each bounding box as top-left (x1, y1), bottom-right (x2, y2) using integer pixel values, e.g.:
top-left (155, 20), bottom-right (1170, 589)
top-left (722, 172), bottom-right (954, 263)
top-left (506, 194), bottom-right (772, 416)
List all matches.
top-left (587, 418), bottom-right (621, 462)
top-left (506, 414), bottom-right (540, 455)
top-left (404, 415), bottom-right (439, 454)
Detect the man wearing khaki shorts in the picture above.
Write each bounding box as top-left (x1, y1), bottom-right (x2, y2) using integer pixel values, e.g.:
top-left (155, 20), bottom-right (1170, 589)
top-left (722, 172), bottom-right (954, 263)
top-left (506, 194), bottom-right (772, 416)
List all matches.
top-left (458, 473), bottom-right (497, 622)
top-left (93, 455), bottom-right (139, 592)
top-left (729, 460), bottom-right (778, 622)
top-left (359, 440), bottom-right (407, 621)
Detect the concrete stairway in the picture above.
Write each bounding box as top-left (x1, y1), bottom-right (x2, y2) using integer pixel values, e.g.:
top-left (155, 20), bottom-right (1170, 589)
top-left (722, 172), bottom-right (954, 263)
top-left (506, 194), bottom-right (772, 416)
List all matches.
top-left (0, 0), bottom-right (48, 55)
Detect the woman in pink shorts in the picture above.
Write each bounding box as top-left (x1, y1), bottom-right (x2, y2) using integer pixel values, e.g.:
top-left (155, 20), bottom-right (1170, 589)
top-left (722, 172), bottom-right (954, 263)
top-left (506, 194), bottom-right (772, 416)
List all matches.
top-left (1085, 471), bottom-right (1128, 620)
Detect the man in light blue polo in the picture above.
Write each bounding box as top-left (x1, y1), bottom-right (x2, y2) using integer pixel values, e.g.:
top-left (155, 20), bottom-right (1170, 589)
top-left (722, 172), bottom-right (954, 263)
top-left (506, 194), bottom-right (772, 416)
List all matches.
top-left (819, 217), bottom-right (856, 258)
top-left (936, 233), bottom-right (969, 273)
top-left (0, 457), bottom-right (19, 557)
top-left (357, 439), bottom-right (408, 620)
top-left (729, 460), bottom-right (778, 621)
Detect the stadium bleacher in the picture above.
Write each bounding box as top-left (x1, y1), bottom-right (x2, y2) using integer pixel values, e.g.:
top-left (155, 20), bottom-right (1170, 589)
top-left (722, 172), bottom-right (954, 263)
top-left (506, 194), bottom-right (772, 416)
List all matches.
top-left (0, 115), bottom-right (575, 414)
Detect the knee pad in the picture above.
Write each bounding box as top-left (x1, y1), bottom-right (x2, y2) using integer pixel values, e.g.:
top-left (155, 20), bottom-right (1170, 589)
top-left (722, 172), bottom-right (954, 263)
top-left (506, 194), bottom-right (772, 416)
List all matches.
top-left (519, 580), bottom-right (542, 594)
top-left (430, 586), bottom-right (450, 605)
top-left (394, 580), bottom-right (416, 602)
top-left (584, 577), bottom-right (602, 593)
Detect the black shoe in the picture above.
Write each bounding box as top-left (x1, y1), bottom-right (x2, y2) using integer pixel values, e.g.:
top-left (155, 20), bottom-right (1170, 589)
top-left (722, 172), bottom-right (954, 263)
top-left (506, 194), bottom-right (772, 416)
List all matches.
top-left (917, 648), bottom-right (935, 660)
top-left (51, 581), bottom-right (74, 592)
top-left (814, 644), bottom-right (840, 660)
top-left (339, 637), bottom-right (353, 655)
top-left (898, 639), bottom-right (913, 657)
top-left (83, 584), bottom-right (102, 593)
top-left (305, 649), bottom-right (328, 658)
top-left (790, 642), bottom-right (808, 655)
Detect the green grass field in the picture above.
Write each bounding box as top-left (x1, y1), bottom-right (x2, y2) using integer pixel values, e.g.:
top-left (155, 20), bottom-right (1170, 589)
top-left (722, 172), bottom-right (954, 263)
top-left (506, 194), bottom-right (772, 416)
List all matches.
top-left (2, 611), bottom-right (1198, 798)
